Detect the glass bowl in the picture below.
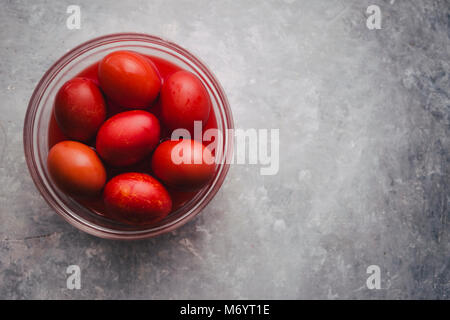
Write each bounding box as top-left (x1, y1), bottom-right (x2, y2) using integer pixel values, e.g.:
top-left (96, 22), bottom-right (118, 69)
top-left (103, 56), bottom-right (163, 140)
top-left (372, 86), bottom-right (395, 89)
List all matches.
top-left (23, 33), bottom-right (233, 240)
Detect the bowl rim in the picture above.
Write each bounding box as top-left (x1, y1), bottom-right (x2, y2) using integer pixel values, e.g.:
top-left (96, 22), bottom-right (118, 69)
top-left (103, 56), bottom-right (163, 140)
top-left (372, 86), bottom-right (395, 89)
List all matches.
top-left (23, 32), bottom-right (234, 240)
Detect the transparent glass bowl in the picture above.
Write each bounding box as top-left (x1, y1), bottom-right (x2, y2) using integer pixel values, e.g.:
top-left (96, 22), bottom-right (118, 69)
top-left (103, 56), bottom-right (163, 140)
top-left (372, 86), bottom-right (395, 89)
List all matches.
top-left (23, 33), bottom-right (233, 240)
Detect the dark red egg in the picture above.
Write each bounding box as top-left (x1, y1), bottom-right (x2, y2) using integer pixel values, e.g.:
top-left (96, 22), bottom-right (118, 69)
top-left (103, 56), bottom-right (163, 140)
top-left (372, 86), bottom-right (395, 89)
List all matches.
top-left (151, 139), bottom-right (216, 191)
top-left (96, 110), bottom-right (160, 167)
top-left (47, 141), bottom-right (106, 197)
top-left (161, 70), bottom-right (211, 134)
top-left (98, 51), bottom-right (161, 108)
top-left (103, 172), bottom-right (172, 225)
top-left (54, 78), bottom-right (106, 142)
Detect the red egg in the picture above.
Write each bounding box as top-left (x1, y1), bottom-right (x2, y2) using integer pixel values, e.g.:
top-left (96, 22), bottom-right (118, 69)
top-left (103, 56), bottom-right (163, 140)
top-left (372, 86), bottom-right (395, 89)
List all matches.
top-left (47, 141), bottom-right (106, 197)
top-left (103, 172), bottom-right (172, 225)
top-left (98, 51), bottom-right (161, 108)
top-left (151, 139), bottom-right (216, 191)
top-left (161, 70), bottom-right (211, 134)
top-left (54, 78), bottom-right (106, 142)
top-left (96, 110), bottom-right (160, 167)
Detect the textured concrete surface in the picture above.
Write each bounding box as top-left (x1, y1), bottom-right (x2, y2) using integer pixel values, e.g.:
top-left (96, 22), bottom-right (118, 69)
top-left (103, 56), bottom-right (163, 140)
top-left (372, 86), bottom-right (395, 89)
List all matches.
top-left (0, 0), bottom-right (449, 299)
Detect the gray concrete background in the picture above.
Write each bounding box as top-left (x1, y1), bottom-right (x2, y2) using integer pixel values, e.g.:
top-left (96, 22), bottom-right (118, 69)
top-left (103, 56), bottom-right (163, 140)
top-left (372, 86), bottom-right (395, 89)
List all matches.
top-left (0, 0), bottom-right (449, 299)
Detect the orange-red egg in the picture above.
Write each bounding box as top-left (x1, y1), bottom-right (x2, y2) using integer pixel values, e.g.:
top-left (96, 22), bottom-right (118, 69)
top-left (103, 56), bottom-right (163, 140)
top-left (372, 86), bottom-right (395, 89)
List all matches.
top-left (161, 71), bottom-right (211, 134)
top-left (47, 141), bottom-right (106, 197)
top-left (54, 78), bottom-right (106, 142)
top-left (151, 139), bottom-right (216, 191)
top-left (103, 172), bottom-right (172, 225)
top-left (96, 110), bottom-right (161, 167)
top-left (98, 51), bottom-right (161, 108)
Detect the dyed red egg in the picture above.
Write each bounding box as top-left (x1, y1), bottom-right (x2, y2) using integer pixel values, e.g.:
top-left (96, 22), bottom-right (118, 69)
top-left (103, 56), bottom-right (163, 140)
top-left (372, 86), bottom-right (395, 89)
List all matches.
top-left (103, 172), bottom-right (172, 225)
top-left (54, 78), bottom-right (106, 142)
top-left (98, 51), bottom-right (161, 108)
top-left (47, 141), bottom-right (106, 197)
top-left (96, 110), bottom-right (160, 167)
top-left (161, 71), bottom-right (211, 134)
top-left (151, 139), bottom-right (216, 191)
